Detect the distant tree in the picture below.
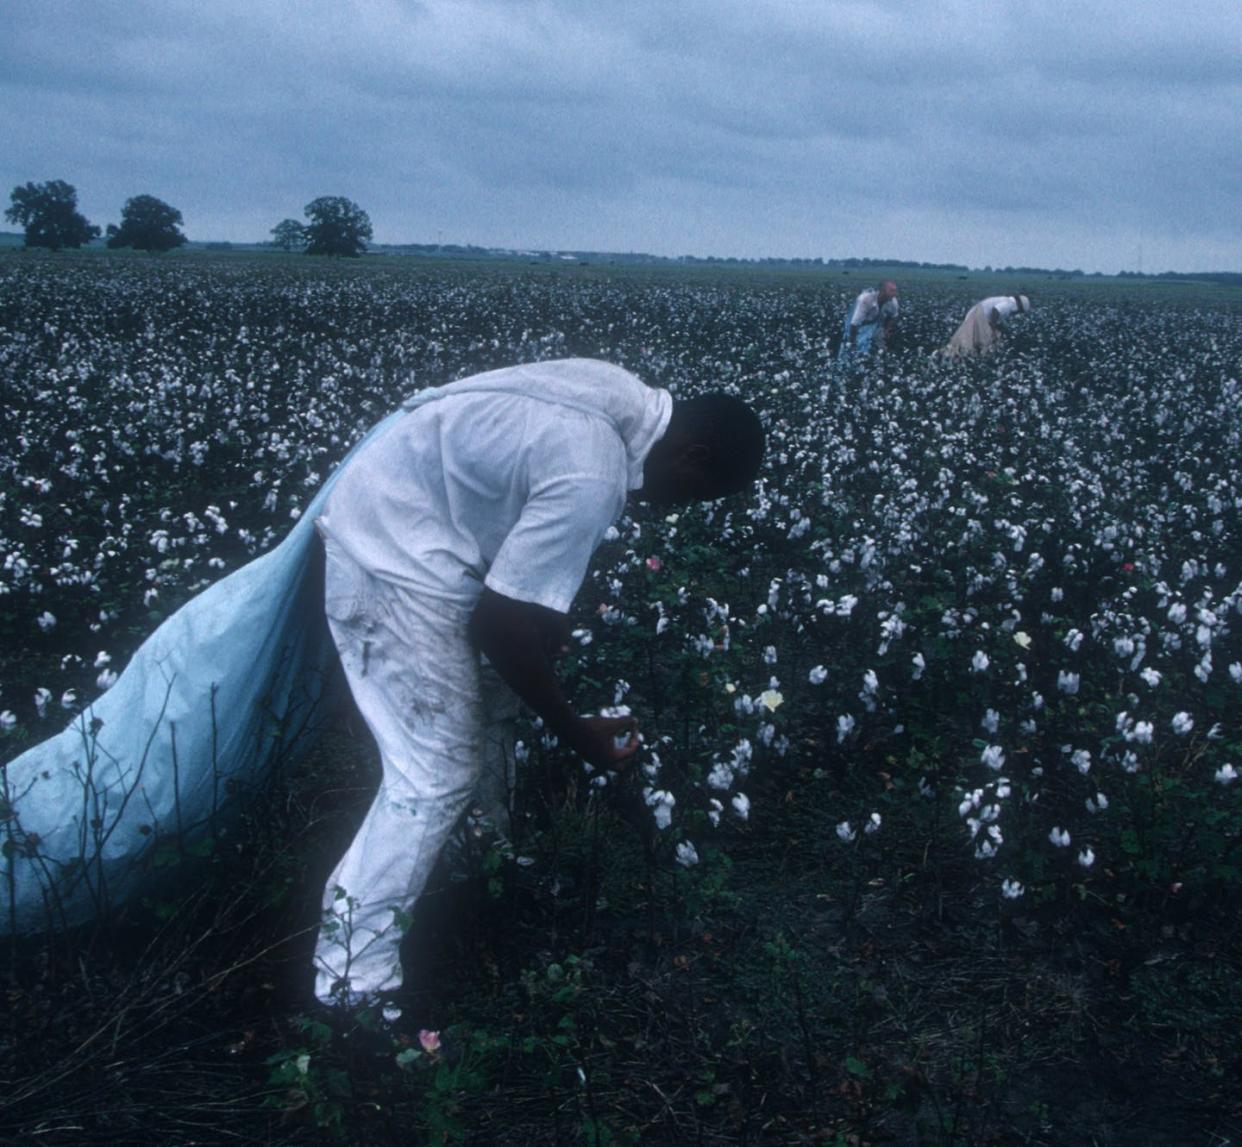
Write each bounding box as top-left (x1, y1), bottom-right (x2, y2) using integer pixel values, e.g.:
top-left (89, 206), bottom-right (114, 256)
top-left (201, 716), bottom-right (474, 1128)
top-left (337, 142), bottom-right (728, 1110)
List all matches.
top-left (270, 218), bottom-right (307, 252)
top-left (303, 196), bottom-right (372, 257)
top-left (106, 195), bottom-right (187, 252)
top-left (5, 180), bottom-right (100, 250)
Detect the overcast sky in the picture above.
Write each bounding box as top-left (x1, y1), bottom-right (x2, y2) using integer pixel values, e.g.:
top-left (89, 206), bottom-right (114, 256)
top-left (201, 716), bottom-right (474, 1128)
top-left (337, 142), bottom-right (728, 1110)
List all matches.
top-left (3, 1), bottom-right (1240, 273)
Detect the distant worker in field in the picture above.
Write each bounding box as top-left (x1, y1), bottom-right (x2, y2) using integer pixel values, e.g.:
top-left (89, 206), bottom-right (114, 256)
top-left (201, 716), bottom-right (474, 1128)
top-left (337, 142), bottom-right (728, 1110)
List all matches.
top-left (838, 279), bottom-right (899, 362)
top-left (312, 359), bottom-right (765, 1017)
top-left (939, 294), bottom-right (1031, 357)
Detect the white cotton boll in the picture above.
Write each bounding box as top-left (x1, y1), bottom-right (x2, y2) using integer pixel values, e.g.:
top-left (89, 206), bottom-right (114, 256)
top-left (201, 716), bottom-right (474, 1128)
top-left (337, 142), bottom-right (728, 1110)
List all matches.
top-left (836, 821), bottom-right (856, 843)
top-left (1140, 668), bottom-right (1162, 687)
top-left (1171, 712), bottom-right (1194, 735)
top-left (675, 841), bottom-right (700, 868)
top-left (836, 714), bottom-right (855, 743)
top-left (36, 611), bottom-right (57, 632)
top-left (971, 650), bottom-right (990, 673)
top-left (1056, 671), bottom-right (1080, 695)
top-left (1077, 847), bottom-right (1095, 869)
top-left (911, 652), bottom-right (925, 680)
top-left (1168, 603), bottom-right (1187, 624)
top-left (864, 812), bottom-right (881, 834)
top-left (1215, 763), bottom-right (1238, 785)
top-left (1127, 721), bottom-right (1153, 744)
top-left (94, 651), bottom-right (111, 668)
top-left (1064, 629), bottom-right (1084, 652)
top-left (763, 644), bottom-right (778, 665)
top-left (862, 669), bottom-right (878, 694)
top-left (1229, 663), bottom-right (1242, 684)
top-left (0, 711), bottom-right (16, 734)
top-left (1071, 749), bottom-right (1092, 775)
top-left (33, 687), bottom-right (52, 717)
top-left (603, 526), bottom-right (620, 542)
top-left (808, 665), bottom-right (828, 685)
top-left (731, 792), bottom-right (750, 820)
top-left (96, 669), bottom-right (118, 691)
top-left (1049, 826), bottom-right (1071, 848)
top-left (655, 617), bottom-right (669, 636)
top-left (707, 762), bottom-right (734, 790)
top-left (60, 690), bottom-right (77, 710)
top-left (981, 708), bottom-right (1000, 734)
top-left (981, 745), bottom-right (1005, 771)
top-left (1001, 878), bottom-right (1025, 899)
top-left (1050, 587), bottom-right (1064, 602)
top-left (644, 788), bottom-right (676, 830)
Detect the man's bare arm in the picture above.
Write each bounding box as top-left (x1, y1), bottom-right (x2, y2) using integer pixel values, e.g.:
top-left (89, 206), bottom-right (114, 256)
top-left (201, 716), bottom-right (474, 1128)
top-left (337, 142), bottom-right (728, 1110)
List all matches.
top-left (469, 587), bottom-right (639, 769)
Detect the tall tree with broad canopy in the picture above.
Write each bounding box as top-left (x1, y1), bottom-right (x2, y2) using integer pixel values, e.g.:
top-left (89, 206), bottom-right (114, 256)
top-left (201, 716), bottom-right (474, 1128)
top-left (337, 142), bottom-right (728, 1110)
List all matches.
top-left (106, 195), bottom-right (187, 252)
top-left (270, 218), bottom-right (307, 252)
top-left (303, 196), bottom-right (372, 257)
top-left (5, 180), bottom-right (101, 250)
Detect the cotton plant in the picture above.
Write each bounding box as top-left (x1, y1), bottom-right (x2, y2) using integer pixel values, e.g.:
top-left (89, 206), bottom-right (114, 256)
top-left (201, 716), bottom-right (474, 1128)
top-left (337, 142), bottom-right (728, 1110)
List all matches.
top-left (4, 258), bottom-right (1242, 918)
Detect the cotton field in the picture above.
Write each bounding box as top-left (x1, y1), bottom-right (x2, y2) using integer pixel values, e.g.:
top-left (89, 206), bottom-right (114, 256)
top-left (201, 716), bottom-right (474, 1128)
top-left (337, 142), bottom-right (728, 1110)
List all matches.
top-left (2, 255), bottom-right (1240, 919)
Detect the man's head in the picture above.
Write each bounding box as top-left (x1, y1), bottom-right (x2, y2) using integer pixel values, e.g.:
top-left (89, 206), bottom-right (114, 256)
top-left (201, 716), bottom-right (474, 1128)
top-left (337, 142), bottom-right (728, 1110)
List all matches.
top-left (878, 280), bottom-right (898, 303)
top-left (639, 393), bottom-right (765, 505)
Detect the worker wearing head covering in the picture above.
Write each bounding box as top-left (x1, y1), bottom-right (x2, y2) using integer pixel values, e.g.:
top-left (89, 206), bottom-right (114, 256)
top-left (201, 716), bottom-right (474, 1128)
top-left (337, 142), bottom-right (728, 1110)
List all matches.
top-left (940, 294), bottom-right (1031, 357)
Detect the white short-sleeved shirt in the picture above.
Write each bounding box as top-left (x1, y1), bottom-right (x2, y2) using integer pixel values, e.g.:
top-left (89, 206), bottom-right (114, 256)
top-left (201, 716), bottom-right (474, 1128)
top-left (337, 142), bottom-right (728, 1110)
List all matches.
top-left (979, 296), bottom-right (1024, 320)
top-left (849, 288), bottom-right (899, 327)
top-left (317, 359), bottom-right (672, 613)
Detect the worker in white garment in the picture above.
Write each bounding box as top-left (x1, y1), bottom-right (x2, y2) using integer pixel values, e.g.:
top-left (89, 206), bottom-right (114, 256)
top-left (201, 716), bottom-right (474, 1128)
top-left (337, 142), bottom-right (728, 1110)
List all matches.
top-left (939, 294), bottom-right (1031, 357)
top-left (311, 358), bottom-right (765, 1013)
top-left (838, 280), bottom-right (899, 362)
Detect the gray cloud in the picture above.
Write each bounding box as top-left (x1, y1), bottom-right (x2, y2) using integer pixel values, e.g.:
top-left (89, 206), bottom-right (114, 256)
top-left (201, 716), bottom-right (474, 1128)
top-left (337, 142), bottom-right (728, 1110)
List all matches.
top-left (2, 0), bottom-right (1239, 271)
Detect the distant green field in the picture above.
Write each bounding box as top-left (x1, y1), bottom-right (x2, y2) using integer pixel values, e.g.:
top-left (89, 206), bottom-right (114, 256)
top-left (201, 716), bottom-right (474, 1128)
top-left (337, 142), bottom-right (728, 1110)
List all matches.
top-left (3, 239), bottom-right (1240, 303)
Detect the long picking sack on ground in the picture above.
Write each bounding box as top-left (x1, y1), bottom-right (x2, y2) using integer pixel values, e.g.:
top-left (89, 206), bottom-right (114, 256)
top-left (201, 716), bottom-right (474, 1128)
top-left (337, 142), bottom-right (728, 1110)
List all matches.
top-left (1, 411), bottom-right (405, 934)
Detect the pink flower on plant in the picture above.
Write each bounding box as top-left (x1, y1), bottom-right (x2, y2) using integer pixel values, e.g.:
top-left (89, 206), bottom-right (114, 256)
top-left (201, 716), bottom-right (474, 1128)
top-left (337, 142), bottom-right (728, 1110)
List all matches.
top-left (645, 556), bottom-right (662, 572)
top-left (418, 1029), bottom-right (441, 1055)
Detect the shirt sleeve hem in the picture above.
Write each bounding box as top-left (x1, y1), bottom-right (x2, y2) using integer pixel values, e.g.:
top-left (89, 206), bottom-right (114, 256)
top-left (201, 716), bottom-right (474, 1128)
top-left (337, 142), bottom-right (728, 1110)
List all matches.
top-left (483, 574), bottom-right (573, 615)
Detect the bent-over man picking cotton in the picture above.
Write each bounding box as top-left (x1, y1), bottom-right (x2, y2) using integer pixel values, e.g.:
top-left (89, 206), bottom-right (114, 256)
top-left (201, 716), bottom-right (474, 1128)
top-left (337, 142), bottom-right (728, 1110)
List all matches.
top-left (312, 358), bottom-right (765, 1014)
top-left (939, 294), bottom-right (1031, 357)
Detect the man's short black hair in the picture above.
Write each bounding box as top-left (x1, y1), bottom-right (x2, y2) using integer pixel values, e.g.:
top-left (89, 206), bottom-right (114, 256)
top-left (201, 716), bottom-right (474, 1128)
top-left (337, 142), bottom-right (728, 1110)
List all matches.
top-left (670, 393), bottom-right (765, 495)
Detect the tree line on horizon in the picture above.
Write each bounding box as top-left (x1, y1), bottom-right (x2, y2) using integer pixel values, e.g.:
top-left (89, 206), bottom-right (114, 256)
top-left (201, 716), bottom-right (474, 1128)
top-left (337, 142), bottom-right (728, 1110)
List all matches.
top-left (5, 180), bottom-right (374, 257)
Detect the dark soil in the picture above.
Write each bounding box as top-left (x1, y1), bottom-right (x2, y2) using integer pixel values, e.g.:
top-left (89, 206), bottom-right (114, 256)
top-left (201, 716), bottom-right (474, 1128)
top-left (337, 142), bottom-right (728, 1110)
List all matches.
top-left (2, 732), bottom-right (1239, 1147)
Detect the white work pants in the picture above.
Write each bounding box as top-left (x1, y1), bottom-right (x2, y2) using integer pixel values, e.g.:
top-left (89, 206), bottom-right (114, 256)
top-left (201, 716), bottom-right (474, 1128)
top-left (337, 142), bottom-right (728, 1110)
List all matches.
top-left (313, 539), bottom-right (519, 1005)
